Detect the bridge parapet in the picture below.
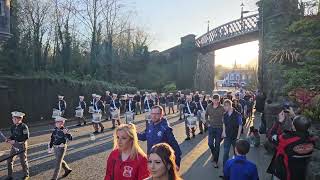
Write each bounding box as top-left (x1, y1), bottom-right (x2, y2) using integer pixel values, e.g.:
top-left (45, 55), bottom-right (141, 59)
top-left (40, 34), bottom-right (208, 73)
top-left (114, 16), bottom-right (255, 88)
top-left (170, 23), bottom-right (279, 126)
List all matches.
top-left (196, 14), bottom-right (259, 48)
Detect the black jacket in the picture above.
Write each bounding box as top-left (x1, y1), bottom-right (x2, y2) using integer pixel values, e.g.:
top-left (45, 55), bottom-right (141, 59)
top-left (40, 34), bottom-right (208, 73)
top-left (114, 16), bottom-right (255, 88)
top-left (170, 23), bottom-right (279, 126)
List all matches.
top-left (9, 123), bottom-right (29, 142)
top-left (49, 127), bottom-right (72, 148)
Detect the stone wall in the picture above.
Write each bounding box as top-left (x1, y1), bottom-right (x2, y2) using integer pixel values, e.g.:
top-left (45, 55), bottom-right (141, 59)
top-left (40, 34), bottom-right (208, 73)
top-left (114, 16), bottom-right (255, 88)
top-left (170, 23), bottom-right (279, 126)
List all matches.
top-left (0, 76), bottom-right (136, 128)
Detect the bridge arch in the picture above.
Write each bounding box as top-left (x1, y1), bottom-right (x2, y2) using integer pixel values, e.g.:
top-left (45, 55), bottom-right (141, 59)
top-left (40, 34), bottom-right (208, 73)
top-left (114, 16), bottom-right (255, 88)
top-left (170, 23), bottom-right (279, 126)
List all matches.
top-left (194, 14), bottom-right (260, 92)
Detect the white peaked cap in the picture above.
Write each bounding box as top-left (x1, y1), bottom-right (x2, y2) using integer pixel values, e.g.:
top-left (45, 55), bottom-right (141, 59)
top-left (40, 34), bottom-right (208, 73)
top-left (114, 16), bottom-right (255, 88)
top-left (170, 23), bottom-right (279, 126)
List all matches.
top-left (55, 116), bottom-right (67, 122)
top-left (11, 111), bottom-right (26, 118)
top-left (96, 95), bottom-right (101, 98)
top-left (92, 94), bottom-right (97, 97)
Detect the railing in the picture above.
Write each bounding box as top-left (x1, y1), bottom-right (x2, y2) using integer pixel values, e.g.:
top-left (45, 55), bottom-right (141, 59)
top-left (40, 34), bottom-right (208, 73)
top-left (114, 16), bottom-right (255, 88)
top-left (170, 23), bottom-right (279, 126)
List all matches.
top-left (196, 14), bottom-right (259, 48)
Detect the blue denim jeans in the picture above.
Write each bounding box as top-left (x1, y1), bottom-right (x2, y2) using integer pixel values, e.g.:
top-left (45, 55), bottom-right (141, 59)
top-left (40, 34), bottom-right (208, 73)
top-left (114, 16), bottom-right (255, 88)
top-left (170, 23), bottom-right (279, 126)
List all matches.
top-left (208, 127), bottom-right (223, 163)
top-left (223, 137), bottom-right (237, 166)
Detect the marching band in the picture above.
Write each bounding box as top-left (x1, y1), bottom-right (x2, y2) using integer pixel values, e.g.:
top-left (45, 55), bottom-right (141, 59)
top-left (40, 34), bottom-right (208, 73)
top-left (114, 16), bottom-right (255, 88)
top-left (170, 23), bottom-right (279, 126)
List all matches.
top-left (48, 91), bottom-right (221, 138)
top-left (1, 90), bottom-right (262, 180)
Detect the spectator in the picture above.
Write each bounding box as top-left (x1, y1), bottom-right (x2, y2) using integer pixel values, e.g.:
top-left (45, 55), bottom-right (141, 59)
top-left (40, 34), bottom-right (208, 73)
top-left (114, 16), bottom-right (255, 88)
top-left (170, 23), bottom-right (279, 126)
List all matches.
top-left (144, 143), bottom-right (182, 180)
top-left (222, 99), bottom-right (243, 167)
top-left (223, 139), bottom-right (259, 180)
top-left (265, 108), bottom-right (295, 153)
top-left (267, 116), bottom-right (318, 180)
top-left (138, 105), bottom-right (182, 168)
top-left (105, 124), bottom-right (150, 180)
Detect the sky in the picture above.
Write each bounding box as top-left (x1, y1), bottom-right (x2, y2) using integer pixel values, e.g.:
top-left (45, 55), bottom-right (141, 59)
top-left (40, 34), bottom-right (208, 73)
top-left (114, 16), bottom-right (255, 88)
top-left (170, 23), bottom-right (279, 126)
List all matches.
top-left (128, 0), bottom-right (259, 67)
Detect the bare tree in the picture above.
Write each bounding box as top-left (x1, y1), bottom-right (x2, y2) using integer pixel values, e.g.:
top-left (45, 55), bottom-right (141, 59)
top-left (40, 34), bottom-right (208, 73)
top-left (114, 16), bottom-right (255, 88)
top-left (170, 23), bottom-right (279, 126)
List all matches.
top-left (19, 0), bottom-right (53, 71)
top-left (53, 0), bottom-right (76, 72)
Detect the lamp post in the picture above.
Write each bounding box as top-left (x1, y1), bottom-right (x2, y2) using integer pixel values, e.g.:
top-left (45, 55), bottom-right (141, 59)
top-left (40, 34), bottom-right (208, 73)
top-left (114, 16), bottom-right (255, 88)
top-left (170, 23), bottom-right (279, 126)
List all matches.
top-left (241, 2), bottom-right (251, 19)
top-left (240, 1), bottom-right (252, 31)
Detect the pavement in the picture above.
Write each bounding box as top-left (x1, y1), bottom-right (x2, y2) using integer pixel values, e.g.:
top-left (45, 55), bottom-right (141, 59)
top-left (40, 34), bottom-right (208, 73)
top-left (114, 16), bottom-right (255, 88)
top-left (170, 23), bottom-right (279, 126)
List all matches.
top-left (0, 106), bottom-right (273, 180)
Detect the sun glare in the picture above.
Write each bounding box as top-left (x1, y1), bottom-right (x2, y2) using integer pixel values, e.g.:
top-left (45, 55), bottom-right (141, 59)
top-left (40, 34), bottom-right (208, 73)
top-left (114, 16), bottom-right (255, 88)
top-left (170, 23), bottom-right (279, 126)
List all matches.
top-left (215, 41), bottom-right (259, 67)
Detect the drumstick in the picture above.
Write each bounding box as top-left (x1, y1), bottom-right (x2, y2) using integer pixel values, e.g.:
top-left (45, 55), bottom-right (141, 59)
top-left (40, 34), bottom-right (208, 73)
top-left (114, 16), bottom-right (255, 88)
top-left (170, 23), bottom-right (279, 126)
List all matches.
top-left (0, 149), bottom-right (25, 163)
top-left (0, 131), bottom-right (6, 141)
top-left (0, 131), bottom-right (20, 152)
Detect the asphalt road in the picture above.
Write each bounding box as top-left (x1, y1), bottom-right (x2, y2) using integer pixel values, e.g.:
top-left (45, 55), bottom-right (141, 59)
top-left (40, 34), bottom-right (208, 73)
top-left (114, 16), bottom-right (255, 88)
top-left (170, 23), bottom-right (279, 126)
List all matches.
top-left (0, 107), bottom-right (273, 180)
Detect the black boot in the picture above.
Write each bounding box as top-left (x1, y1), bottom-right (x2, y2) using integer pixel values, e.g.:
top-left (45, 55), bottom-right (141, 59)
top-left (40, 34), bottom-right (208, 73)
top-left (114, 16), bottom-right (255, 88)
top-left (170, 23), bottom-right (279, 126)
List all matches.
top-left (62, 169), bottom-right (72, 178)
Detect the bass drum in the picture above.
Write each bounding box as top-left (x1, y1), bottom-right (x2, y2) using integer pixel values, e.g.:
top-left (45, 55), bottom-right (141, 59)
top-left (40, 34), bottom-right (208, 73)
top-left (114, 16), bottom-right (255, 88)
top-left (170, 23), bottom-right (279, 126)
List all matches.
top-left (92, 113), bottom-right (102, 123)
top-left (111, 110), bottom-right (120, 120)
top-left (186, 114), bottom-right (197, 128)
top-left (52, 109), bottom-right (62, 118)
top-left (125, 112), bottom-right (134, 124)
top-left (75, 109), bottom-right (84, 118)
top-left (89, 106), bottom-right (95, 114)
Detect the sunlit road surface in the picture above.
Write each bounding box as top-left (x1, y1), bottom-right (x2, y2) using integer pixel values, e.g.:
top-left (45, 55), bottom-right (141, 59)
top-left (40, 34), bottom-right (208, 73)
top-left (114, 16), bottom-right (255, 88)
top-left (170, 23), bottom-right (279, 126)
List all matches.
top-left (0, 105), bottom-right (272, 180)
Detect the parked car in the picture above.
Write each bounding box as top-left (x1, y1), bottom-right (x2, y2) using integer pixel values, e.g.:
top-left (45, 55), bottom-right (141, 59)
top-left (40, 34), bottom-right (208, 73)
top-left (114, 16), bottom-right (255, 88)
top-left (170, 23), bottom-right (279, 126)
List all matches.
top-left (212, 90), bottom-right (228, 97)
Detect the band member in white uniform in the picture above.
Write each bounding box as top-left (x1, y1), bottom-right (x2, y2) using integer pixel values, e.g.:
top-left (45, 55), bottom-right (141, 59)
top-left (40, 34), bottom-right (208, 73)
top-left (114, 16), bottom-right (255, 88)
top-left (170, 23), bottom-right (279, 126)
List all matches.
top-left (125, 95), bottom-right (136, 123)
top-left (134, 91), bottom-right (142, 115)
top-left (91, 94), bottom-right (96, 107)
top-left (184, 95), bottom-right (197, 140)
top-left (93, 95), bottom-right (104, 134)
top-left (197, 95), bottom-right (208, 134)
top-left (110, 94), bottom-right (121, 129)
top-left (144, 94), bottom-right (154, 127)
top-left (76, 96), bottom-right (86, 126)
top-left (56, 95), bottom-right (66, 117)
top-left (103, 91), bottom-right (112, 120)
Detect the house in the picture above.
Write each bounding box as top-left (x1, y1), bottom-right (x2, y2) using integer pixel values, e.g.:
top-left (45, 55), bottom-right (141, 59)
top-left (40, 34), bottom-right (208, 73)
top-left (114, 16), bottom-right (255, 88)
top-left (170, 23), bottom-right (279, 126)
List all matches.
top-left (221, 60), bottom-right (255, 87)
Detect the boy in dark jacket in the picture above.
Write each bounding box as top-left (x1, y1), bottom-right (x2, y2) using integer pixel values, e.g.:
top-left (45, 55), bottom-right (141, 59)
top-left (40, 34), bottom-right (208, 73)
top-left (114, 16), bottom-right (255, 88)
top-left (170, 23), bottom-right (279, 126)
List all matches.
top-left (223, 139), bottom-right (259, 180)
top-left (48, 116), bottom-right (72, 180)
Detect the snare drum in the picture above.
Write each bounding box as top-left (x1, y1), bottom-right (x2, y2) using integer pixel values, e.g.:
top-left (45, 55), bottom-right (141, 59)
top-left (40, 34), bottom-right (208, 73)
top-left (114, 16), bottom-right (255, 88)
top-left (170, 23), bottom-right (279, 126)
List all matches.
top-left (111, 110), bottom-right (120, 120)
top-left (75, 109), bottom-right (84, 118)
top-left (125, 112), bottom-right (134, 124)
top-left (92, 113), bottom-right (102, 123)
top-left (89, 106), bottom-right (95, 113)
top-left (186, 115), bottom-right (197, 128)
top-left (52, 109), bottom-right (62, 118)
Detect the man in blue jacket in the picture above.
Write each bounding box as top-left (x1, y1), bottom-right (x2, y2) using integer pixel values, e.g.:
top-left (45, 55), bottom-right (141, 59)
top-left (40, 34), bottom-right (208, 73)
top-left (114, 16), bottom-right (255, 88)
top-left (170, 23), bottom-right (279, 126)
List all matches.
top-left (138, 105), bottom-right (182, 168)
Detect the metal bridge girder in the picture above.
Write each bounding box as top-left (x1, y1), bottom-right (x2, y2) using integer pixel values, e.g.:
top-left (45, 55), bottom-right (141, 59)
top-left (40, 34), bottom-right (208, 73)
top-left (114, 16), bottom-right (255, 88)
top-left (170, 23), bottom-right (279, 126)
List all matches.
top-left (196, 14), bottom-right (259, 48)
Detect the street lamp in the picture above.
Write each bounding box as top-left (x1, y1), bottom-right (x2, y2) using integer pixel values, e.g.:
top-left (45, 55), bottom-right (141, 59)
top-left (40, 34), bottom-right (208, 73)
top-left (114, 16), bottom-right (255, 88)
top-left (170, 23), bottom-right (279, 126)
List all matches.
top-left (241, 1), bottom-right (251, 19)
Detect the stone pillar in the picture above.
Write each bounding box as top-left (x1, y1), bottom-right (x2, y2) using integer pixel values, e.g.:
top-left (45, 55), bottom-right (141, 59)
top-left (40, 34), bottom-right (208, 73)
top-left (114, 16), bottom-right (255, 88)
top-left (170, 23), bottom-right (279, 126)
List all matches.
top-left (0, 0), bottom-right (11, 40)
top-left (194, 51), bottom-right (215, 93)
top-left (176, 34), bottom-right (198, 90)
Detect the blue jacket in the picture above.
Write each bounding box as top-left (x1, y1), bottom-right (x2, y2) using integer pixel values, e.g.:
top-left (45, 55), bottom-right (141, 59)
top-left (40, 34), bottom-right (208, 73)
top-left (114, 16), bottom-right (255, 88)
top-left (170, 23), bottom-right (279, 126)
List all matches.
top-left (138, 118), bottom-right (182, 167)
top-left (223, 155), bottom-right (259, 180)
